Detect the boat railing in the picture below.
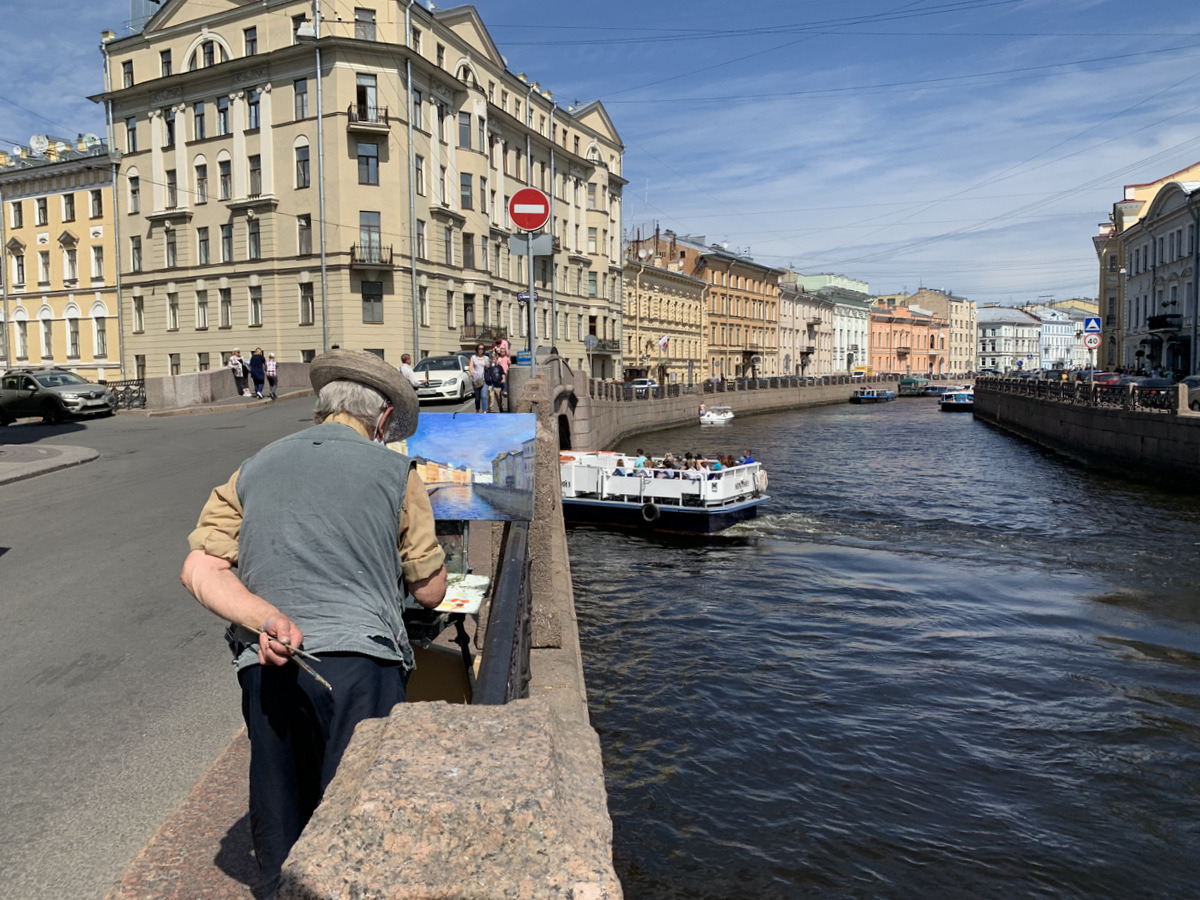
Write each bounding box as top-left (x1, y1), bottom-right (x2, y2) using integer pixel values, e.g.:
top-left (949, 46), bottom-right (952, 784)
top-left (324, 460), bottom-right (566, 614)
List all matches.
top-left (562, 457), bottom-right (762, 508)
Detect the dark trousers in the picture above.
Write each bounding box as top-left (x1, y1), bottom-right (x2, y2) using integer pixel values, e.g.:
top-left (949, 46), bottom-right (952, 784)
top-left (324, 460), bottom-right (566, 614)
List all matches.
top-left (266, 375), bottom-right (277, 399)
top-left (238, 654), bottom-right (406, 897)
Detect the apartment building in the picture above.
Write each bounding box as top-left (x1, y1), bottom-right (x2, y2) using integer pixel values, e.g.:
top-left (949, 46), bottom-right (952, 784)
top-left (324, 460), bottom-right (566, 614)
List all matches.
top-left (629, 231), bottom-right (783, 378)
top-left (778, 273), bottom-right (834, 376)
top-left (902, 287), bottom-right (976, 376)
top-left (976, 305), bottom-right (1042, 374)
top-left (868, 301), bottom-right (947, 376)
top-left (795, 274), bottom-right (871, 374)
top-left (94, 0), bottom-right (624, 378)
top-left (1, 138), bottom-right (122, 380)
top-left (1093, 160), bottom-right (1200, 371)
top-left (622, 251), bottom-right (706, 384)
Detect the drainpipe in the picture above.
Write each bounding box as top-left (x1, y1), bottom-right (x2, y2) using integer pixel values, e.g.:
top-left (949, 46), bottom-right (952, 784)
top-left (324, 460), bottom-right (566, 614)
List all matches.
top-left (100, 33), bottom-right (126, 379)
top-left (314, 0), bottom-right (330, 352)
top-left (548, 104), bottom-right (557, 354)
top-left (405, 0), bottom-right (419, 361)
top-left (1188, 190), bottom-right (1200, 376)
top-left (0, 179), bottom-right (8, 371)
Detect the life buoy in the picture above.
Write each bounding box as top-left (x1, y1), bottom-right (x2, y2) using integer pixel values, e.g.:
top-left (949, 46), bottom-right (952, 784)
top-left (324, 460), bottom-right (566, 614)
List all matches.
top-left (641, 501), bottom-right (660, 523)
top-left (754, 470), bottom-right (768, 493)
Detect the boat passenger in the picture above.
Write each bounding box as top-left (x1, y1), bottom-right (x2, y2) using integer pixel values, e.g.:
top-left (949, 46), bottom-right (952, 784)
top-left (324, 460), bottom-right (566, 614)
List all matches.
top-left (633, 449), bottom-right (648, 471)
top-left (613, 458), bottom-right (629, 476)
top-left (742, 449), bottom-right (756, 464)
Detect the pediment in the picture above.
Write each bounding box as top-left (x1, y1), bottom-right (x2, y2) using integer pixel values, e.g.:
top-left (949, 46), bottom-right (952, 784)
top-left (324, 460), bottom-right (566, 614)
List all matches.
top-left (58, 229), bottom-right (79, 247)
top-left (572, 101), bottom-right (622, 145)
top-left (146, 0), bottom-right (255, 33)
top-left (435, 7), bottom-right (504, 67)
top-left (6, 236), bottom-right (25, 253)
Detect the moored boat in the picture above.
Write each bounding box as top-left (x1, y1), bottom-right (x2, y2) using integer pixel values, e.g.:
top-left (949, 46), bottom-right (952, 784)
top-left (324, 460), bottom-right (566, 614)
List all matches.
top-left (849, 388), bottom-right (896, 404)
top-left (939, 389), bottom-right (974, 411)
top-left (559, 451), bottom-right (769, 533)
top-left (699, 405), bottom-right (735, 426)
top-left (898, 376), bottom-right (930, 396)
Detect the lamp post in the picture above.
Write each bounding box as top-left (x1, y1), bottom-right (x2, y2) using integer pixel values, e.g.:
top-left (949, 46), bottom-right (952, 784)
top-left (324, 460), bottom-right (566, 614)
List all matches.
top-left (296, 6), bottom-right (328, 353)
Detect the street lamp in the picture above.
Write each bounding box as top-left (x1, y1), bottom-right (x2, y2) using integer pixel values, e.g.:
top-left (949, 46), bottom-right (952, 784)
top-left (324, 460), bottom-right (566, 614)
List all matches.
top-left (296, 8), bottom-right (329, 353)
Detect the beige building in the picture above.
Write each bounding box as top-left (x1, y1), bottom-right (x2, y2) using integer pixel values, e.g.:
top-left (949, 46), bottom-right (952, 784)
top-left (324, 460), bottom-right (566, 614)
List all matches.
top-left (1, 138), bottom-right (123, 380)
top-left (623, 252), bottom-right (706, 385)
top-left (902, 288), bottom-right (977, 376)
top-left (778, 273), bottom-right (834, 376)
top-left (94, 1), bottom-right (624, 378)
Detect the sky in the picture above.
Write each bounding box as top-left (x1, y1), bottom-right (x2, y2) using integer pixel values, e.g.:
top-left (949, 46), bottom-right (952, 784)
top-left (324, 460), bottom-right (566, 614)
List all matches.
top-left (3, 0), bottom-right (1200, 305)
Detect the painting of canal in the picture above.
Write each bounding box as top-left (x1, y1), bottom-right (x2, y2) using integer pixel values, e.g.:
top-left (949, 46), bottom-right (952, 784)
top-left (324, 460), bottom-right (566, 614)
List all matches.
top-left (390, 413), bottom-right (536, 521)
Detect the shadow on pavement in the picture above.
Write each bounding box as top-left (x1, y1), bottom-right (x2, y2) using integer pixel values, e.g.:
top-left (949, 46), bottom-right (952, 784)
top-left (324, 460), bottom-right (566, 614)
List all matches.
top-left (215, 814), bottom-right (263, 898)
top-left (0, 420), bottom-right (88, 444)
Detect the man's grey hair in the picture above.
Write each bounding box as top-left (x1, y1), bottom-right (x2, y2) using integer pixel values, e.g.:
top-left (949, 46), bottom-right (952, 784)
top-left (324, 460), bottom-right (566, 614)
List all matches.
top-left (314, 380), bottom-right (390, 435)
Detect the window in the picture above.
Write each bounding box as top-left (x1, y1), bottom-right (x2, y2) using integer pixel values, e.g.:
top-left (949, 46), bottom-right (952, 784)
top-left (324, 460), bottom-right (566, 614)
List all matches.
top-left (198, 352), bottom-right (210, 371)
top-left (64, 247), bottom-right (78, 282)
top-left (197, 226), bottom-right (210, 264)
top-left (122, 60), bottom-right (133, 88)
top-left (133, 297), bottom-right (144, 332)
top-left (414, 154), bottom-right (425, 194)
top-left (588, 183), bottom-right (596, 209)
top-left (362, 281), bottom-right (383, 322)
top-left (478, 117), bottom-right (485, 152)
top-left (38, 250), bottom-right (50, 283)
top-left (359, 211), bottom-right (381, 262)
top-left (436, 43), bottom-right (445, 67)
top-left (90, 189), bottom-right (103, 218)
top-left (480, 176), bottom-right (487, 214)
top-left (126, 117), bottom-right (138, 152)
top-left (160, 49), bottom-right (172, 78)
top-left (164, 107), bottom-right (175, 146)
top-left (62, 193), bottom-right (76, 222)
top-left (412, 89), bottom-right (423, 129)
top-left (167, 292), bottom-right (179, 330)
top-left (244, 27), bottom-right (257, 56)
top-left (419, 285), bottom-right (428, 325)
top-left (196, 290), bottom-right (209, 328)
top-left (357, 141), bottom-right (378, 184)
top-left (411, 26), bottom-right (422, 51)
top-left (355, 7), bottom-right (376, 40)
top-left (462, 232), bottom-right (475, 269)
top-left (129, 175), bottom-right (140, 213)
top-left (193, 101), bottom-right (206, 139)
top-left (43, 320), bottom-right (54, 358)
top-left (202, 41), bottom-right (215, 67)
top-left (91, 246), bottom-right (104, 279)
top-left (195, 164), bottom-right (208, 203)
top-left (247, 90), bottom-right (260, 129)
top-left (220, 288), bottom-right (232, 326)
top-left (248, 154), bottom-right (262, 195)
top-left (165, 230), bottom-right (177, 267)
top-left (356, 74), bottom-right (378, 121)
top-left (293, 15), bottom-right (308, 44)
top-left (294, 79), bottom-right (308, 119)
top-left (217, 96), bottom-right (230, 134)
top-left (298, 215), bottom-right (312, 255)
top-left (247, 218), bottom-right (260, 259)
top-left (439, 165), bottom-right (447, 204)
top-left (221, 223), bottom-right (233, 261)
top-left (16, 321), bottom-right (28, 358)
top-left (219, 160), bottom-right (231, 199)
top-left (459, 112), bottom-right (471, 149)
top-left (415, 219), bottom-right (426, 259)
top-left (300, 283), bottom-right (315, 324)
top-left (460, 173), bottom-right (473, 209)
top-left (10, 201), bottom-right (22, 228)
top-left (35, 198), bottom-right (47, 226)
top-left (436, 103), bottom-right (447, 142)
top-left (588, 227), bottom-right (597, 254)
top-left (95, 318), bottom-right (107, 357)
top-left (588, 271), bottom-right (597, 297)
top-left (130, 236), bottom-right (142, 272)
top-left (444, 225), bottom-right (453, 265)
top-left (166, 169), bottom-right (177, 208)
top-left (250, 286), bottom-right (263, 326)
top-left (169, 353), bottom-right (181, 376)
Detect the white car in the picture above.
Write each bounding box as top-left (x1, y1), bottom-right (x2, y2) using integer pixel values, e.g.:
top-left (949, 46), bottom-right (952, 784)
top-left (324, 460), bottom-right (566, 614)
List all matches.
top-left (631, 377), bottom-right (658, 398)
top-left (412, 355), bottom-right (470, 403)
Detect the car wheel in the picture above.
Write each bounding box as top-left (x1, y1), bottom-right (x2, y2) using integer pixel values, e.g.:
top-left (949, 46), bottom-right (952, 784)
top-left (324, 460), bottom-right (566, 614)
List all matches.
top-left (459, 381), bottom-right (468, 401)
top-left (41, 399), bottom-right (64, 425)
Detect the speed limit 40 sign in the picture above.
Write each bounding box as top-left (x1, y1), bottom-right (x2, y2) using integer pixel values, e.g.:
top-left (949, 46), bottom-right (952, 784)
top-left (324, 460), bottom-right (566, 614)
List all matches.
top-left (1083, 333), bottom-right (1101, 350)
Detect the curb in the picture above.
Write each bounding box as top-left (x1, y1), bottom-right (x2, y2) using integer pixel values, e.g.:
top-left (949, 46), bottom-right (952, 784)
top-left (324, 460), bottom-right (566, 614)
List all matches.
top-left (0, 446), bottom-right (100, 486)
top-left (122, 389), bottom-right (314, 418)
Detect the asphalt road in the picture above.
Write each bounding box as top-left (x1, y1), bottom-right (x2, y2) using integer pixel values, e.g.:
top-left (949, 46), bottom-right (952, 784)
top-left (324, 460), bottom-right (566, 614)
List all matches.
top-left (0, 393), bottom-right (474, 899)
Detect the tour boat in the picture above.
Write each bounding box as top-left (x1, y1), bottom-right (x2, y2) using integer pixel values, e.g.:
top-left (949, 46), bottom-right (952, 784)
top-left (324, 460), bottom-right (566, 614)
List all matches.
top-left (898, 376), bottom-right (930, 396)
top-left (849, 388), bottom-right (896, 404)
top-left (939, 389), bottom-right (974, 412)
top-left (699, 405), bottom-right (735, 426)
top-left (559, 451), bottom-right (769, 534)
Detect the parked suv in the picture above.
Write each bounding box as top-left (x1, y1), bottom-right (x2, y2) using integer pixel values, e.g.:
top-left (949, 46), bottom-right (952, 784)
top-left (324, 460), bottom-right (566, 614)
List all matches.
top-left (630, 377), bottom-right (658, 398)
top-left (0, 367), bottom-right (117, 424)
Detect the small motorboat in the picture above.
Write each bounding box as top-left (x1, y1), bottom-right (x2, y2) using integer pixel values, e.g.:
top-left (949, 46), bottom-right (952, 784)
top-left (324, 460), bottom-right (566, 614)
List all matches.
top-left (939, 389), bottom-right (974, 411)
top-left (699, 405), bottom-right (735, 426)
top-left (849, 388), bottom-right (896, 404)
top-left (559, 451), bottom-right (769, 533)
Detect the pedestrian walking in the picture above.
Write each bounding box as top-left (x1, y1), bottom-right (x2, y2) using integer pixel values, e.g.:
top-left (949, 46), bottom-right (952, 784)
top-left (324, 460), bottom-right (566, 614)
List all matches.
top-left (265, 353), bottom-right (278, 400)
top-left (484, 350), bottom-right (506, 412)
top-left (469, 343), bottom-right (489, 413)
top-left (229, 348), bottom-right (249, 397)
top-left (249, 348), bottom-right (267, 398)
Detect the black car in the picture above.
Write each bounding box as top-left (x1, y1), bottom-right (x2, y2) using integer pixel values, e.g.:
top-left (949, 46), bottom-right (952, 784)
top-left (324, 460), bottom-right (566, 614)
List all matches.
top-left (0, 367), bottom-right (117, 424)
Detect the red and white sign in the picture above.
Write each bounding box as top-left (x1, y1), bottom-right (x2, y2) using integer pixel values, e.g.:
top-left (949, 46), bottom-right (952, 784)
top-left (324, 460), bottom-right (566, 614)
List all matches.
top-left (1084, 333), bottom-right (1101, 350)
top-left (508, 187), bottom-right (551, 232)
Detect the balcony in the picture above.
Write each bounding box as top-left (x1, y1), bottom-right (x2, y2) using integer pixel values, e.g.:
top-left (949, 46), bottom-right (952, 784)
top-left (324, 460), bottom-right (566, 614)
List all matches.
top-left (347, 104), bottom-right (390, 132)
top-left (458, 324), bottom-right (507, 345)
top-left (802, 345), bottom-right (816, 354)
top-left (1148, 314), bottom-right (1182, 332)
top-left (896, 347), bottom-right (910, 356)
top-left (595, 338), bottom-right (620, 353)
top-left (807, 317), bottom-right (822, 326)
top-left (350, 243), bottom-right (393, 267)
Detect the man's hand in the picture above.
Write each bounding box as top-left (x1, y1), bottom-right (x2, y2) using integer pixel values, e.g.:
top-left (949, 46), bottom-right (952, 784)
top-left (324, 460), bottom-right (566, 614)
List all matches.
top-left (258, 614), bottom-right (305, 667)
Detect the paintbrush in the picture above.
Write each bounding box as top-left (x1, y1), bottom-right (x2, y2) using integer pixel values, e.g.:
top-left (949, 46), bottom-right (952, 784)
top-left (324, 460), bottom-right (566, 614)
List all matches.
top-left (251, 627), bottom-right (333, 692)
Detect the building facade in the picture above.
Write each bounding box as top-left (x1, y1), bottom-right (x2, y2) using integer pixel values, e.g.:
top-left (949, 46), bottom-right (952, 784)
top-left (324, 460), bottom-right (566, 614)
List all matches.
top-left (902, 288), bottom-right (976, 376)
top-left (627, 231), bottom-right (782, 379)
top-left (622, 253), bottom-right (706, 385)
top-left (1, 138), bottom-right (123, 380)
top-left (95, 0), bottom-right (625, 378)
top-left (778, 273), bottom-right (834, 376)
top-left (976, 305), bottom-right (1042, 374)
top-left (868, 301), bottom-right (947, 376)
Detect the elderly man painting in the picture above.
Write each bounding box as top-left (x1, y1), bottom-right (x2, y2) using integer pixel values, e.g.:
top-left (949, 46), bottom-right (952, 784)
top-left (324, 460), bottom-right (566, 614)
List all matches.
top-left (180, 349), bottom-right (447, 896)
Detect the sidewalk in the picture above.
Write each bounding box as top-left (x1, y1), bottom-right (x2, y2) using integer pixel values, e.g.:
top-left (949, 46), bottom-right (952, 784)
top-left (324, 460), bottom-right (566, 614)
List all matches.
top-left (0, 442), bottom-right (99, 486)
top-left (129, 388), bottom-right (313, 418)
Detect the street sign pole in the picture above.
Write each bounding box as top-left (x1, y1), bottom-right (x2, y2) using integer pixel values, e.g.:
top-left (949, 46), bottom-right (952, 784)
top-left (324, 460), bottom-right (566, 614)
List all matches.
top-left (527, 232), bottom-right (536, 376)
top-left (508, 187), bottom-right (551, 378)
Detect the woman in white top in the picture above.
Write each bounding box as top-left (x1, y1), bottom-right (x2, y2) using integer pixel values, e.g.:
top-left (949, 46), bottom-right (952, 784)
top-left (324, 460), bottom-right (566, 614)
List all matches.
top-left (469, 344), bottom-right (489, 413)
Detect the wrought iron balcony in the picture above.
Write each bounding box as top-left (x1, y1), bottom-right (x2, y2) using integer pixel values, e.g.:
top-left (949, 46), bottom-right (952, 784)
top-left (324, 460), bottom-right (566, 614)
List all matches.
top-left (347, 104), bottom-right (390, 131)
top-left (350, 243), bottom-right (392, 266)
top-left (1148, 314), bottom-right (1181, 332)
top-left (459, 324), bottom-right (507, 345)
top-left (595, 338), bottom-right (620, 352)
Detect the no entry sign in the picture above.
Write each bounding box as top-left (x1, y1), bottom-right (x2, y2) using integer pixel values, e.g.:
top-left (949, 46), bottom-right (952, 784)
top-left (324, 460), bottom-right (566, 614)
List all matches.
top-left (508, 187), bottom-right (550, 231)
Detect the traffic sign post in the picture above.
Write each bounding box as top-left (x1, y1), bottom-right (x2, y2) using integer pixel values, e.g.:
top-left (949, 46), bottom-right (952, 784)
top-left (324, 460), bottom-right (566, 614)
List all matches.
top-left (508, 188), bottom-right (551, 377)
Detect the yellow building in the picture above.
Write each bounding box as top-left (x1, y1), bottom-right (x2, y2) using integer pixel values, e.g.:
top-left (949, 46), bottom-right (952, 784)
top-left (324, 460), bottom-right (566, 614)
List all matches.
top-left (93, 1), bottom-right (625, 379)
top-left (1, 138), bottom-right (123, 380)
top-left (622, 252), bottom-right (706, 385)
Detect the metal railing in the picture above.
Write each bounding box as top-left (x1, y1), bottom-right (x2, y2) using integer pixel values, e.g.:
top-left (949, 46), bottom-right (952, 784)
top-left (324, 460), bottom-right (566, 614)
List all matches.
top-left (350, 243), bottom-right (392, 265)
top-left (459, 324), bottom-right (507, 344)
top-left (473, 521), bottom-right (531, 705)
top-left (103, 378), bottom-right (147, 409)
top-left (978, 376), bottom-right (1183, 414)
top-left (348, 104), bottom-right (389, 126)
top-left (585, 373), bottom-right (910, 400)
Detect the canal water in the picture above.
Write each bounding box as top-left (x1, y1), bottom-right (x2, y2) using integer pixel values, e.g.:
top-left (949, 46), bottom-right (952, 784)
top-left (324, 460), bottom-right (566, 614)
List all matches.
top-left (568, 399), bottom-right (1200, 899)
